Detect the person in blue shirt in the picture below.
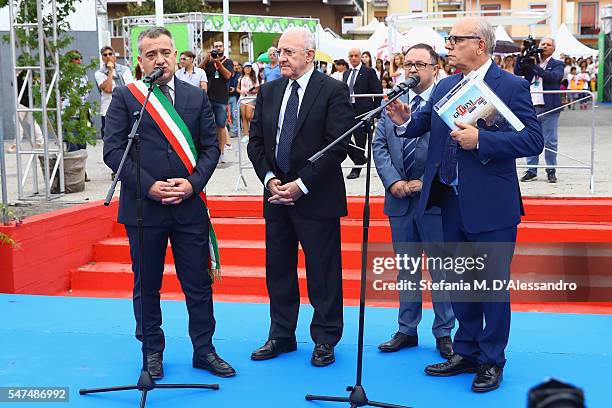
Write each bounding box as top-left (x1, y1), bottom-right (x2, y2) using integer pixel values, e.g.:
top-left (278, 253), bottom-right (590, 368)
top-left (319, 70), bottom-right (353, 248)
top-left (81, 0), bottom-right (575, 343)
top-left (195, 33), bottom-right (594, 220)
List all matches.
top-left (263, 47), bottom-right (282, 83)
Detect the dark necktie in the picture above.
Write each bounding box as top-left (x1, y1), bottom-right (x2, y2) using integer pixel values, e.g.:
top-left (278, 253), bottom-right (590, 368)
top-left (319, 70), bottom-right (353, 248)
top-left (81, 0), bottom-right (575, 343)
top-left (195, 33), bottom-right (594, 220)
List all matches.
top-left (158, 84), bottom-right (173, 106)
top-left (348, 68), bottom-right (357, 95)
top-left (276, 81), bottom-right (300, 174)
top-left (402, 95), bottom-right (421, 178)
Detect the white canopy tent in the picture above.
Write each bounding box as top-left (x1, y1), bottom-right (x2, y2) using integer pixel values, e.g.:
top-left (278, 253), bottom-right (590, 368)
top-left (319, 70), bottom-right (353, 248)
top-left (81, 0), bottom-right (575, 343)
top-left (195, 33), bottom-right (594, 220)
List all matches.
top-left (317, 23), bottom-right (390, 60)
top-left (553, 23), bottom-right (598, 58)
top-left (398, 26), bottom-right (447, 56)
top-left (495, 25), bottom-right (513, 43)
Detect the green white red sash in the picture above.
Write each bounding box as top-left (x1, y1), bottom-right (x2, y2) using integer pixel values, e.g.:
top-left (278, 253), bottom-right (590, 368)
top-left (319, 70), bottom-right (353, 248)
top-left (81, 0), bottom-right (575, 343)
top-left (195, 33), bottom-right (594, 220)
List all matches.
top-left (127, 80), bottom-right (221, 280)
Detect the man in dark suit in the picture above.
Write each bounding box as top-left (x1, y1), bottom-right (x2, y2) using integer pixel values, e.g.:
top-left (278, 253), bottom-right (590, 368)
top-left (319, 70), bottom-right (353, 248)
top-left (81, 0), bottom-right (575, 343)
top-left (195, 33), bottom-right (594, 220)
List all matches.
top-left (103, 27), bottom-right (235, 379)
top-left (372, 44), bottom-right (454, 359)
top-left (514, 37), bottom-right (564, 183)
top-left (387, 18), bottom-right (543, 392)
top-left (343, 48), bottom-right (383, 179)
top-left (247, 27), bottom-right (354, 367)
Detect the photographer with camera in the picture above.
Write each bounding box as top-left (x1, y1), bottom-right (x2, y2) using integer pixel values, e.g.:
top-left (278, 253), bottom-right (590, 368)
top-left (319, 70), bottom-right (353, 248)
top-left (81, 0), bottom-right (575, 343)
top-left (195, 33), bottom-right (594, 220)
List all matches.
top-left (514, 37), bottom-right (564, 183)
top-left (199, 40), bottom-right (235, 162)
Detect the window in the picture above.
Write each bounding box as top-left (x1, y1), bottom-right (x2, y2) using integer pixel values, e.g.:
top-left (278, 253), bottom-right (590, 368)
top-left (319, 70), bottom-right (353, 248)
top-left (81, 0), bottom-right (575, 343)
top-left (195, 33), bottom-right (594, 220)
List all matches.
top-left (579, 2), bottom-right (599, 35)
top-left (481, 4), bottom-right (501, 17)
top-left (529, 3), bottom-right (548, 25)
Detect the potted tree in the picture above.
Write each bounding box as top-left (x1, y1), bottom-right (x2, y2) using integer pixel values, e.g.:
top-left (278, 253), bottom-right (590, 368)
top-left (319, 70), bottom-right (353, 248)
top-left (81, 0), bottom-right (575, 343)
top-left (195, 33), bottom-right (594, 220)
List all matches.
top-left (2, 0), bottom-right (99, 193)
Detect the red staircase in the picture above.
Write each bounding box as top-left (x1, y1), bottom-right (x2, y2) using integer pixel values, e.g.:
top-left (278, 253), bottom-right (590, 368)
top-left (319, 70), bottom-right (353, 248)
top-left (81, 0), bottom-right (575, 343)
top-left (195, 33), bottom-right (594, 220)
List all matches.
top-left (69, 196), bottom-right (612, 308)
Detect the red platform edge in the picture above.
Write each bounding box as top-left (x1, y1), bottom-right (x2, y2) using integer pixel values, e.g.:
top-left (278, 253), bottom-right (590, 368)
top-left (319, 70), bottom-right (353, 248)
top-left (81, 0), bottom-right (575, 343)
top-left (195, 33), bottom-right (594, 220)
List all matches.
top-left (1, 196), bottom-right (612, 314)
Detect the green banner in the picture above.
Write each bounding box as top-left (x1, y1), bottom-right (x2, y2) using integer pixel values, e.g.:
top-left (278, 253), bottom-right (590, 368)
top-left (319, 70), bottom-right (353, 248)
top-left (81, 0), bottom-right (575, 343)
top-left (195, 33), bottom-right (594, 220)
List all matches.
top-left (203, 14), bottom-right (317, 34)
top-left (130, 24), bottom-right (191, 68)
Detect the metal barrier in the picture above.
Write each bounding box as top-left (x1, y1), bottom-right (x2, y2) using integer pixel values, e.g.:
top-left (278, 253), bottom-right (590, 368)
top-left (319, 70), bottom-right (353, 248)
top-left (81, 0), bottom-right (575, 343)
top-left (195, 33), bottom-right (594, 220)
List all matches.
top-left (231, 89), bottom-right (598, 193)
top-left (521, 89), bottom-right (597, 193)
top-left (1, 116), bottom-right (9, 225)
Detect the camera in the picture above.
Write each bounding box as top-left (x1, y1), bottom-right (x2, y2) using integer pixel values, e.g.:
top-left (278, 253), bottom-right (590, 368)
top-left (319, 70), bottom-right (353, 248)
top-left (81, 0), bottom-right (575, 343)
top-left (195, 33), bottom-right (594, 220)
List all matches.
top-left (521, 36), bottom-right (543, 63)
top-left (210, 50), bottom-right (220, 59)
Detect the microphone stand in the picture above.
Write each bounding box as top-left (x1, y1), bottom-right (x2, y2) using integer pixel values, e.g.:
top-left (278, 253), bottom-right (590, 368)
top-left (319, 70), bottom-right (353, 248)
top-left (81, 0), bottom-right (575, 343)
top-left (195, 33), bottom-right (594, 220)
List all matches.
top-left (305, 84), bottom-right (415, 408)
top-left (79, 80), bottom-right (219, 407)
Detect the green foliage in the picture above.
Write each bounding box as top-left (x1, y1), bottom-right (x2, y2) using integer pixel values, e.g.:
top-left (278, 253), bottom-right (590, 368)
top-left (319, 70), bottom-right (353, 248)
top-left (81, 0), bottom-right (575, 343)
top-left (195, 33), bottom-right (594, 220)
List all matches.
top-left (0, 204), bottom-right (21, 247)
top-left (125, 0), bottom-right (219, 16)
top-left (1, 0), bottom-right (99, 148)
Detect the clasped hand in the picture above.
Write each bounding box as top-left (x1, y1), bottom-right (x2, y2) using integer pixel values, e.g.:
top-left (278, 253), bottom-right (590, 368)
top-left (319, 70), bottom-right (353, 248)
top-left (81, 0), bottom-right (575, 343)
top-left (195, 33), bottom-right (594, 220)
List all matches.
top-left (148, 178), bottom-right (193, 205)
top-left (267, 178), bottom-right (303, 205)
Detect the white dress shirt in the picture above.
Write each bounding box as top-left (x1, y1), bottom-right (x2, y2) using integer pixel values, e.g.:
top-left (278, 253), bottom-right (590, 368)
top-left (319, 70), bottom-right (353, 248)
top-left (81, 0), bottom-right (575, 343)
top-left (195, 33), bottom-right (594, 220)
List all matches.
top-left (264, 66), bottom-right (315, 194)
top-left (161, 77), bottom-right (176, 105)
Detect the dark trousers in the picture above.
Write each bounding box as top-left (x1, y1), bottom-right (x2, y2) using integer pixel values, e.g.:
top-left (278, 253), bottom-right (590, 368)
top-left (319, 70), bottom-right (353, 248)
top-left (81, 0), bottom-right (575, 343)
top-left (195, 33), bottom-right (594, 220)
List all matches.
top-left (347, 120), bottom-right (368, 166)
top-left (125, 220), bottom-right (216, 356)
top-left (265, 207), bottom-right (343, 345)
top-left (440, 192), bottom-right (516, 367)
top-left (101, 116), bottom-right (105, 139)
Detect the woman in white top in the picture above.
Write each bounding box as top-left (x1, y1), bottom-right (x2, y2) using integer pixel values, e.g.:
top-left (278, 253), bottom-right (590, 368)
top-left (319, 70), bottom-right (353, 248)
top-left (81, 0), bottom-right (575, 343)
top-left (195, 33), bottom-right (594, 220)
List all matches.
top-left (237, 62), bottom-right (259, 141)
top-left (389, 53), bottom-right (405, 85)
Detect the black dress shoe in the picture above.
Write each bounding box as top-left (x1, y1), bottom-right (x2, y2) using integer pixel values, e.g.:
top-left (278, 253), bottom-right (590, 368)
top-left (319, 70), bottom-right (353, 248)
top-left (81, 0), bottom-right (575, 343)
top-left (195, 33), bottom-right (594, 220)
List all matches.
top-left (472, 364), bottom-right (503, 392)
top-left (311, 344), bottom-right (335, 367)
top-left (378, 332), bottom-right (418, 352)
top-left (435, 336), bottom-right (454, 359)
top-left (250, 339), bottom-right (297, 361)
top-left (193, 352), bottom-right (236, 378)
top-left (425, 354), bottom-right (479, 377)
top-left (146, 352), bottom-right (164, 380)
top-left (347, 168), bottom-right (361, 179)
top-left (520, 171), bottom-right (537, 182)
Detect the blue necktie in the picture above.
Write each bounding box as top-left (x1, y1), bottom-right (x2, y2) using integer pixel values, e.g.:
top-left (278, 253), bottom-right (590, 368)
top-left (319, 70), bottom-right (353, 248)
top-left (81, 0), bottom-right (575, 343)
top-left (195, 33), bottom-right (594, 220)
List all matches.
top-left (276, 81), bottom-right (300, 174)
top-left (402, 95), bottom-right (421, 178)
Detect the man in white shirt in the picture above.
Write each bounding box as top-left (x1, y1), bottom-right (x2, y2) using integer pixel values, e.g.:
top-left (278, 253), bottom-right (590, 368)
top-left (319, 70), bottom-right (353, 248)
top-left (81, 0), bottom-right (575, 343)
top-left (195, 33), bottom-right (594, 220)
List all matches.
top-left (175, 50), bottom-right (208, 91)
top-left (94, 46), bottom-right (134, 138)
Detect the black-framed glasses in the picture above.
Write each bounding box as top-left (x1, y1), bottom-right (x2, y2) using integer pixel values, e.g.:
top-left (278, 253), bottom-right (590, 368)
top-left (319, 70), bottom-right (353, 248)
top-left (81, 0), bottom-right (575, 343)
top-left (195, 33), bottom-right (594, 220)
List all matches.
top-left (403, 62), bottom-right (435, 70)
top-left (444, 35), bottom-right (481, 45)
top-left (102, 52), bottom-right (114, 57)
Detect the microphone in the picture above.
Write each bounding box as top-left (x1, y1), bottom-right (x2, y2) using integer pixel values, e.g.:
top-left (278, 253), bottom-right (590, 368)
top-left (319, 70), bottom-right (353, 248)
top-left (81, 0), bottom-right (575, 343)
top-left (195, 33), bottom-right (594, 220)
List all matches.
top-left (143, 67), bottom-right (164, 83)
top-left (387, 75), bottom-right (421, 99)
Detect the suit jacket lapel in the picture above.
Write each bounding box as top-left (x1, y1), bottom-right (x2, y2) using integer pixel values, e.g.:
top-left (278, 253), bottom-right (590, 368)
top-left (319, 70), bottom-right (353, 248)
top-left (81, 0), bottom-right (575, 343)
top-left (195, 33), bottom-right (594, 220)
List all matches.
top-left (295, 70), bottom-right (324, 134)
top-left (483, 62), bottom-right (503, 94)
top-left (173, 77), bottom-right (188, 116)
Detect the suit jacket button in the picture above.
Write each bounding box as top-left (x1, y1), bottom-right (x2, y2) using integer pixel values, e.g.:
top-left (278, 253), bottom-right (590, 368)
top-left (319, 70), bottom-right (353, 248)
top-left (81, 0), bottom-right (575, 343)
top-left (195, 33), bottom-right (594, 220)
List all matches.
top-left (435, 162), bottom-right (440, 168)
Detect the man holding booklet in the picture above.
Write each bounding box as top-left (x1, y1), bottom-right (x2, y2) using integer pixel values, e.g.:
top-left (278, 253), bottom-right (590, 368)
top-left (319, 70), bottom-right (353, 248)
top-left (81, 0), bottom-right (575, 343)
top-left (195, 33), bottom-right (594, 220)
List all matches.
top-left (386, 17), bottom-right (543, 393)
top-left (103, 27), bottom-right (235, 380)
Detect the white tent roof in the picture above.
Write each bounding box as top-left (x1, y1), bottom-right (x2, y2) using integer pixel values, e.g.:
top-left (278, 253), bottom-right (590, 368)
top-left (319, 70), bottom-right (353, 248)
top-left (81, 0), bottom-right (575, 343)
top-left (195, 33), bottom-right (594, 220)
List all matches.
top-left (350, 19), bottom-right (384, 34)
top-left (398, 26), bottom-right (447, 56)
top-left (317, 23), bottom-right (389, 60)
top-left (553, 23), bottom-right (598, 58)
top-left (495, 25), bottom-right (513, 42)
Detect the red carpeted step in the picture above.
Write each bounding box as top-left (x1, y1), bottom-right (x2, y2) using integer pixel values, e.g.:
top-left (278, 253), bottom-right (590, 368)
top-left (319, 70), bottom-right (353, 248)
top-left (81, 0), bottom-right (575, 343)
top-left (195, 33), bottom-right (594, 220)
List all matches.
top-left (202, 196), bottom-right (612, 223)
top-left (111, 218), bottom-right (393, 242)
top-left (70, 262), bottom-right (363, 299)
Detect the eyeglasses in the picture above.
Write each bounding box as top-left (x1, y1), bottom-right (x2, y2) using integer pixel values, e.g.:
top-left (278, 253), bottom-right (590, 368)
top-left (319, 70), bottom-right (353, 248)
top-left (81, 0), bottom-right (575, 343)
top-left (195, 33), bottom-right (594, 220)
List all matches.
top-left (444, 35), bottom-right (481, 45)
top-left (180, 56), bottom-right (191, 60)
top-left (102, 52), bottom-right (114, 57)
top-left (275, 48), bottom-right (309, 58)
top-left (403, 62), bottom-right (434, 70)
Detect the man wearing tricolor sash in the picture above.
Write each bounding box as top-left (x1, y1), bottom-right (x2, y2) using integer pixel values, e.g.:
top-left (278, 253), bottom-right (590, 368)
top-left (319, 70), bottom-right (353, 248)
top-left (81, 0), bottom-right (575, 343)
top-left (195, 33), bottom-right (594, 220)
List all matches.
top-left (103, 27), bottom-right (235, 379)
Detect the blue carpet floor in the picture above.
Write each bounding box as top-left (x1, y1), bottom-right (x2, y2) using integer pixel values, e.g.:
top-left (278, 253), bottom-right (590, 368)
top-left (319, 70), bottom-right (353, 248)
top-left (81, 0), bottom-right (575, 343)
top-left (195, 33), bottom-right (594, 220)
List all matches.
top-left (1, 294), bottom-right (610, 407)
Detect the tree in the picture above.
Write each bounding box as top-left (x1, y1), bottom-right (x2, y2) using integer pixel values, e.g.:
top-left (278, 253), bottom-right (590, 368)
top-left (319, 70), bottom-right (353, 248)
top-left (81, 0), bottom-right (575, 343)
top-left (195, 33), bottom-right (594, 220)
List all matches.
top-left (1, 0), bottom-right (99, 149)
top-left (125, 0), bottom-right (220, 16)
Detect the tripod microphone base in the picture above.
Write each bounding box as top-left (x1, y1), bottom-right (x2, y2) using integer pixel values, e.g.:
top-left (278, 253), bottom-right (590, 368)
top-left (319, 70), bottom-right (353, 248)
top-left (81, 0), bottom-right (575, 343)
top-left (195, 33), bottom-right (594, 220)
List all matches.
top-left (79, 369), bottom-right (219, 407)
top-left (306, 384), bottom-right (411, 408)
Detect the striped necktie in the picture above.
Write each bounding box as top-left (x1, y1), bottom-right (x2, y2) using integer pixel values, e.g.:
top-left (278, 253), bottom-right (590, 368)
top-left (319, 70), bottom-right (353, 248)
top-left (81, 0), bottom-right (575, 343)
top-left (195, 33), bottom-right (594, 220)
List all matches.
top-left (402, 95), bottom-right (421, 178)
